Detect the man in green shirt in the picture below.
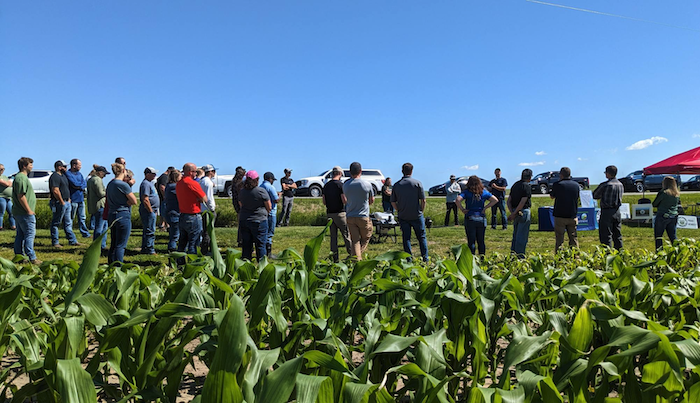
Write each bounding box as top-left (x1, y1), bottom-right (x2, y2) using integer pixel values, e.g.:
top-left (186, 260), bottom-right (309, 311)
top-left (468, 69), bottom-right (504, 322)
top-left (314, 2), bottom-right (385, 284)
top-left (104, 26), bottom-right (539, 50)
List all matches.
top-left (0, 163), bottom-right (15, 230)
top-left (12, 157), bottom-right (40, 264)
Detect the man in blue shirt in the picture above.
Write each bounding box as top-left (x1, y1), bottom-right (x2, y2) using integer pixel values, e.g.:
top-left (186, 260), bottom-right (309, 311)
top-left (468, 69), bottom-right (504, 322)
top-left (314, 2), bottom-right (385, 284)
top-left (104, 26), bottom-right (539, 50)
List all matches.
top-left (65, 159), bottom-right (91, 238)
top-left (489, 168), bottom-right (508, 230)
top-left (261, 172), bottom-right (280, 257)
top-left (391, 162), bottom-right (428, 262)
top-left (139, 167), bottom-right (160, 254)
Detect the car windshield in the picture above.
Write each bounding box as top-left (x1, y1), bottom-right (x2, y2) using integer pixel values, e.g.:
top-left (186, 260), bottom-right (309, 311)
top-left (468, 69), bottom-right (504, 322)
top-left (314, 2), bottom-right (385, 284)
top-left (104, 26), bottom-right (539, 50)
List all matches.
top-left (318, 171), bottom-right (329, 176)
top-left (533, 174), bottom-right (544, 180)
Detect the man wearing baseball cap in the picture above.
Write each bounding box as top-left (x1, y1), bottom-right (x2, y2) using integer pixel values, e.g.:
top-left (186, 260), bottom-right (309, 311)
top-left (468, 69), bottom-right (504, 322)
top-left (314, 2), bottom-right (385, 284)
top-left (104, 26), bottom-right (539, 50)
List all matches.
top-left (87, 165), bottom-right (110, 252)
top-left (139, 167), bottom-right (160, 254)
top-left (176, 163), bottom-right (208, 254)
top-left (445, 174), bottom-right (461, 226)
top-left (278, 168), bottom-right (297, 227)
top-left (199, 164), bottom-right (217, 255)
top-left (65, 158), bottom-right (91, 238)
top-left (49, 160), bottom-right (80, 248)
top-left (323, 166), bottom-right (352, 262)
top-left (261, 171), bottom-right (280, 257)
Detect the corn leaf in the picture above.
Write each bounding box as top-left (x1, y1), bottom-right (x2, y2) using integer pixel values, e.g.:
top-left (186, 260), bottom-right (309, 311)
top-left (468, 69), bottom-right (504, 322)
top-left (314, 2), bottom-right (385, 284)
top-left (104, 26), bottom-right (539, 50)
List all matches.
top-left (201, 293), bottom-right (248, 403)
top-left (56, 358), bottom-right (97, 403)
top-left (63, 230), bottom-right (108, 309)
top-left (256, 356), bottom-right (304, 403)
top-left (296, 374), bottom-right (334, 403)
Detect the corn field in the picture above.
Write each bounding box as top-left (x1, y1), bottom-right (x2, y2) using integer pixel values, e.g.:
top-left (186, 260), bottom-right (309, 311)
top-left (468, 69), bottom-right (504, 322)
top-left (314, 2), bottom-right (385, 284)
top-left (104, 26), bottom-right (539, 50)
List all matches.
top-left (1, 217), bottom-right (700, 402)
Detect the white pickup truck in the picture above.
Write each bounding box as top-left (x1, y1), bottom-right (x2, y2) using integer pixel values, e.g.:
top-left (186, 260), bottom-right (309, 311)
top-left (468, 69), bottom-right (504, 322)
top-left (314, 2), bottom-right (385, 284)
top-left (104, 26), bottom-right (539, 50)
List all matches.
top-left (211, 174), bottom-right (235, 197)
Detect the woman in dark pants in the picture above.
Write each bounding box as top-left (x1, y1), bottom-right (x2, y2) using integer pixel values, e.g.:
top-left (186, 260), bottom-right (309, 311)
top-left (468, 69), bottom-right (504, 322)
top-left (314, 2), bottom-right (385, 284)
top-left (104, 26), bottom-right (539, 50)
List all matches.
top-left (238, 170), bottom-right (272, 261)
top-left (653, 176), bottom-right (681, 250)
top-left (456, 176), bottom-right (498, 255)
top-left (164, 169), bottom-right (181, 252)
top-left (106, 163), bottom-right (137, 263)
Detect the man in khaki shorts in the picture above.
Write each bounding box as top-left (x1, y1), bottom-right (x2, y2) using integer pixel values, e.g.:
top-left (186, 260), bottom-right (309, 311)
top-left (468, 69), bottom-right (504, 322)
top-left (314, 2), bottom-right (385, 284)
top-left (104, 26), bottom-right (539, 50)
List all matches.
top-left (323, 166), bottom-right (352, 262)
top-left (343, 162), bottom-right (374, 260)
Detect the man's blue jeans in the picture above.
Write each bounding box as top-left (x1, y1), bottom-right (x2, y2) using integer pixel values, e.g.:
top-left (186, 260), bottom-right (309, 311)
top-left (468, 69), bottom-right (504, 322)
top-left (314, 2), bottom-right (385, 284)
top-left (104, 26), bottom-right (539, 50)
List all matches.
top-left (14, 214), bottom-right (37, 261)
top-left (0, 197), bottom-right (15, 229)
top-left (178, 213), bottom-right (202, 254)
top-left (511, 209), bottom-right (531, 258)
top-left (50, 200), bottom-right (78, 246)
top-left (108, 210), bottom-right (132, 263)
top-left (241, 219), bottom-right (268, 261)
top-left (491, 199), bottom-right (507, 229)
top-left (166, 210), bottom-right (180, 251)
top-left (465, 215), bottom-right (487, 255)
top-left (139, 207), bottom-right (157, 254)
top-left (382, 201), bottom-right (394, 214)
top-left (92, 208), bottom-right (108, 250)
top-left (266, 208), bottom-right (277, 248)
top-left (399, 215), bottom-right (429, 261)
top-left (71, 201), bottom-right (91, 237)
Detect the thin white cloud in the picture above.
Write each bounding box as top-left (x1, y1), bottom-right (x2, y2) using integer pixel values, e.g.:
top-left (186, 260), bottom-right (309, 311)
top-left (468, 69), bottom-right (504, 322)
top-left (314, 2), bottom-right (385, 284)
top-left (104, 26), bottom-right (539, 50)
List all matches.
top-left (577, 157), bottom-right (588, 161)
top-left (461, 164), bottom-right (479, 170)
top-left (693, 133), bottom-right (700, 138)
top-left (626, 136), bottom-right (668, 150)
top-left (518, 161), bottom-right (545, 167)
top-left (535, 151), bottom-right (546, 156)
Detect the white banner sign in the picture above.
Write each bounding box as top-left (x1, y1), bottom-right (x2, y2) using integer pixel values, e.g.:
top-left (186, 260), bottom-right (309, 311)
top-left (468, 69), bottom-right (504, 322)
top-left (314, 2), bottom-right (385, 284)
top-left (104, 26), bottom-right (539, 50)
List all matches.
top-left (677, 215), bottom-right (699, 229)
top-left (619, 203), bottom-right (631, 220)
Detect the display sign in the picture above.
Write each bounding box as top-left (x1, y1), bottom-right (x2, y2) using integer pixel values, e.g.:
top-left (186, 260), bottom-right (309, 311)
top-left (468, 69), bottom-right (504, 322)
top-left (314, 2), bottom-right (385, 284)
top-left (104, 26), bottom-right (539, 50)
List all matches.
top-left (580, 190), bottom-right (594, 208)
top-left (632, 204), bottom-right (653, 220)
top-left (576, 207), bottom-right (597, 230)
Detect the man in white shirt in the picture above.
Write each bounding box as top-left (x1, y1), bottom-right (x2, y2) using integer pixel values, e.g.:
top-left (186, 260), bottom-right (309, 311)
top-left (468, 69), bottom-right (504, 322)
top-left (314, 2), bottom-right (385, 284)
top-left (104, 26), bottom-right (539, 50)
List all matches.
top-left (199, 164), bottom-right (217, 255)
top-left (445, 175), bottom-right (461, 226)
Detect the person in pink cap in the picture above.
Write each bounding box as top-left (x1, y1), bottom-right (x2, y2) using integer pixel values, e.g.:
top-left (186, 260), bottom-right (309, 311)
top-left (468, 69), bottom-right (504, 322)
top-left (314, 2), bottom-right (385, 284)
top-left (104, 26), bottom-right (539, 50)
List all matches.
top-left (237, 170), bottom-right (272, 260)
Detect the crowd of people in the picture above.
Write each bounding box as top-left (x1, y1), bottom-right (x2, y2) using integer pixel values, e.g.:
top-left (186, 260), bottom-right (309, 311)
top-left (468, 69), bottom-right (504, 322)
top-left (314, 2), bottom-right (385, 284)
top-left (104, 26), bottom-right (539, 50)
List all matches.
top-left (0, 157), bottom-right (685, 265)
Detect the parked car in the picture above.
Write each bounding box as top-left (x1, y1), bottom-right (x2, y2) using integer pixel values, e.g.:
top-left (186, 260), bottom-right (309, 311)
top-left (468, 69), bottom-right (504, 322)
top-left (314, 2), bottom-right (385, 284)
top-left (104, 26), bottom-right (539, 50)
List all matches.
top-left (619, 170), bottom-right (682, 193)
top-left (9, 169), bottom-right (53, 196)
top-left (529, 171), bottom-right (589, 194)
top-left (681, 175), bottom-right (700, 191)
top-left (428, 176), bottom-right (491, 196)
top-left (295, 168), bottom-right (385, 197)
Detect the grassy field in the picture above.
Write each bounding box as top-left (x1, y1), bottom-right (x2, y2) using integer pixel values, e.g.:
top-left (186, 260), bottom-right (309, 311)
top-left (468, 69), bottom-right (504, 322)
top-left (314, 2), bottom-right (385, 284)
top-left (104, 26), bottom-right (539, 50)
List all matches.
top-left (2, 191), bottom-right (698, 264)
top-left (1, 219), bottom-right (697, 266)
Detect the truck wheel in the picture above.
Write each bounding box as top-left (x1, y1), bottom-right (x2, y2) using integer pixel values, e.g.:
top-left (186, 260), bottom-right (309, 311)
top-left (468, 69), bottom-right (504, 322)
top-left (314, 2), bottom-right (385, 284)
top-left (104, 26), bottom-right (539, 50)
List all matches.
top-left (539, 184), bottom-right (548, 194)
top-left (225, 183), bottom-right (233, 198)
top-left (579, 183), bottom-right (585, 190)
top-left (635, 182), bottom-right (644, 193)
top-left (372, 185), bottom-right (379, 196)
top-left (309, 185), bottom-right (322, 198)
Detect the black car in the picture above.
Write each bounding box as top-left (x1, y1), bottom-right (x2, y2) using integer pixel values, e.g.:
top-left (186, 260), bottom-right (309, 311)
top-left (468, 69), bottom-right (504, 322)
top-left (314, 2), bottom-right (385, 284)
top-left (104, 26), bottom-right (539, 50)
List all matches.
top-left (428, 176), bottom-right (491, 196)
top-left (619, 170), bottom-right (682, 193)
top-left (681, 175), bottom-right (700, 191)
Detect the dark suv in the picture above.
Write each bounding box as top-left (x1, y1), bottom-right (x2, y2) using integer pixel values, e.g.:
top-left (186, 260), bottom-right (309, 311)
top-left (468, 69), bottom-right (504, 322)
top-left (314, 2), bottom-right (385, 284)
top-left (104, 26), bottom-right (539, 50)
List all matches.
top-left (619, 170), bottom-right (682, 193)
top-left (681, 175), bottom-right (700, 191)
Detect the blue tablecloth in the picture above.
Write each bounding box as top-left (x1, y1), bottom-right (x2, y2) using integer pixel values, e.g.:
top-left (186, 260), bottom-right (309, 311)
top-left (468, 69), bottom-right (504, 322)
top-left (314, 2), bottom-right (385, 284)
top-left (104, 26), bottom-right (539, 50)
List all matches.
top-left (538, 207), bottom-right (598, 231)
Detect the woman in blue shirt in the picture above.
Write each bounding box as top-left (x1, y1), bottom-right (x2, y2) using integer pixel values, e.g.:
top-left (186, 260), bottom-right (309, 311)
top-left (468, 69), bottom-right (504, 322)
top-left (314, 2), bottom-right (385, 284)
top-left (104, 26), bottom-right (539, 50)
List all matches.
top-left (106, 163), bottom-right (137, 263)
top-left (456, 176), bottom-right (498, 255)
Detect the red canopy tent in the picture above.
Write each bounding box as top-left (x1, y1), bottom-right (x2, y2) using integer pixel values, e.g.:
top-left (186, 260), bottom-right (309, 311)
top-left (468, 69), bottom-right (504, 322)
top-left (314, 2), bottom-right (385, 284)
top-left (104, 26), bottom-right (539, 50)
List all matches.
top-left (644, 146), bottom-right (700, 175)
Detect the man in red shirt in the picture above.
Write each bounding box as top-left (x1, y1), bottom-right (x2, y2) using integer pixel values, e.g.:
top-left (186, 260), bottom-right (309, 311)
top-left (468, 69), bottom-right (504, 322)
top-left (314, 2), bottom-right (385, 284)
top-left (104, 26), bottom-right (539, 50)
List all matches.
top-left (176, 162), bottom-right (208, 254)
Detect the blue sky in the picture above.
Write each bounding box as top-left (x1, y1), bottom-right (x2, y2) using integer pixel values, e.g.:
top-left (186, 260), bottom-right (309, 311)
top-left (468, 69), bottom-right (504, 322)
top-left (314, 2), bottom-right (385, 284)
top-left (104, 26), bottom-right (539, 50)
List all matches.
top-left (1, 0), bottom-right (699, 189)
